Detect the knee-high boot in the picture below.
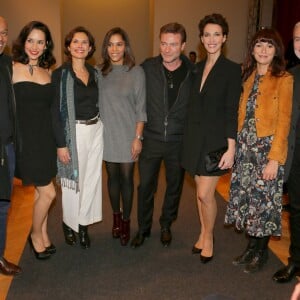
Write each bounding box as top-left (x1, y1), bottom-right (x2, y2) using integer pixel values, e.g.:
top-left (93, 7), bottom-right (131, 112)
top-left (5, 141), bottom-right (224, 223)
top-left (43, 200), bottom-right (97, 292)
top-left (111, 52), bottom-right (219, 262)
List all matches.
top-left (120, 219), bottom-right (130, 246)
top-left (112, 212), bottom-right (122, 239)
top-left (232, 236), bottom-right (258, 266)
top-left (244, 236), bottom-right (270, 273)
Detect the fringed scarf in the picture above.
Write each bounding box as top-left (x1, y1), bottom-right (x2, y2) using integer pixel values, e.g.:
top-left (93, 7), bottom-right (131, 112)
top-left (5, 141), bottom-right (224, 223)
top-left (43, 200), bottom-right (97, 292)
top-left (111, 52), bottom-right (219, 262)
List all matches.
top-left (57, 69), bottom-right (80, 192)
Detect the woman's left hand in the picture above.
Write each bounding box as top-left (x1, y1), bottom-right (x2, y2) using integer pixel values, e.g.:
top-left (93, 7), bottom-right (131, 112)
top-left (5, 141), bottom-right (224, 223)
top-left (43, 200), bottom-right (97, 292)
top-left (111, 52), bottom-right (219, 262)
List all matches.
top-left (219, 149), bottom-right (235, 170)
top-left (262, 160), bottom-right (279, 180)
top-left (131, 138), bottom-right (142, 160)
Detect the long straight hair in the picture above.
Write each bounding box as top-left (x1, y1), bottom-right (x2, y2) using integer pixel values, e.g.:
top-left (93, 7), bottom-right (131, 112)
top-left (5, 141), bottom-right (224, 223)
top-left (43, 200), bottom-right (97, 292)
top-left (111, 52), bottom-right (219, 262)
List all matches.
top-left (100, 27), bottom-right (135, 76)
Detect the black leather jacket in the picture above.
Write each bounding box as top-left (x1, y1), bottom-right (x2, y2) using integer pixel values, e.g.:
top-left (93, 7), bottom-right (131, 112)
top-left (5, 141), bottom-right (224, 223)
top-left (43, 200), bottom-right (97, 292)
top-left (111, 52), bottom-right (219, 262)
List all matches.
top-left (141, 54), bottom-right (194, 142)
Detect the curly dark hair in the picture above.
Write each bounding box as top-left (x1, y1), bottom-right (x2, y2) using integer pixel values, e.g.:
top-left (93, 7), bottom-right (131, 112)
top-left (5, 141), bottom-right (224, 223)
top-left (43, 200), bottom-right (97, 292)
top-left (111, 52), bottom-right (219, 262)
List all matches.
top-left (100, 27), bottom-right (135, 76)
top-left (12, 20), bottom-right (56, 69)
top-left (242, 28), bottom-right (286, 81)
top-left (64, 26), bottom-right (96, 61)
top-left (159, 22), bottom-right (186, 44)
top-left (198, 13), bottom-right (229, 37)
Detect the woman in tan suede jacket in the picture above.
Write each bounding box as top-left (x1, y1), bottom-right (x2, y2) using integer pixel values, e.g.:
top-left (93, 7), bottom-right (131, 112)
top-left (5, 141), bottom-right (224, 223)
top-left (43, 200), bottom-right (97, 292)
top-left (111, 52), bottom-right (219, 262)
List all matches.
top-left (238, 70), bottom-right (292, 165)
top-left (225, 28), bottom-right (293, 274)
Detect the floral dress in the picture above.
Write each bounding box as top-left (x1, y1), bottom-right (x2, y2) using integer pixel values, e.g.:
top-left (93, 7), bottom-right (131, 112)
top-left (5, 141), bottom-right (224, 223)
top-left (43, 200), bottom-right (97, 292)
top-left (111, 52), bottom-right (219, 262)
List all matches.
top-left (224, 74), bottom-right (284, 237)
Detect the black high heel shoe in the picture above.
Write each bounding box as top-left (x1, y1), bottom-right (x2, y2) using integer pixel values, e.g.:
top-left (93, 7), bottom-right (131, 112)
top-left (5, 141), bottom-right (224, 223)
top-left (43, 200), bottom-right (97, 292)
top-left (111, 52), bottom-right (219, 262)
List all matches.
top-left (45, 244), bottom-right (56, 254)
top-left (28, 235), bottom-right (51, 260)
top-left (192, 245), bottom-right (202, 254)
top-left (200, 254), bottom-right (213, 263)
top-left (200, 237), bottom-right (214, 263)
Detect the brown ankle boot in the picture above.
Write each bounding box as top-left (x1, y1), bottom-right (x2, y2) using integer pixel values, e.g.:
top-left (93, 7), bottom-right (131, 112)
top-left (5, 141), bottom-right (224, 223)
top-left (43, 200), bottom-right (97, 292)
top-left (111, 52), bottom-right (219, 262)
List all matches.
top-left (112, 212), bottom-right (122, 238)
top-left (120, 219), bottom-right (130, 246)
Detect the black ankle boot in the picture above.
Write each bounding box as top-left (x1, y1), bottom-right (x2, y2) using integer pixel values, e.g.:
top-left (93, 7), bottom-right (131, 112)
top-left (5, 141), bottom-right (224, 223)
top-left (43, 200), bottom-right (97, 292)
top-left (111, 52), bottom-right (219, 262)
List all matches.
top-left (62, 222), bottom-right (76, 246)
top-left (244, 236), bottom-right (270, 273)
top-left (232, 236), bottom-right (257, 266)
top-left (244, 249), bottom-right (268, 273)
top-left (120, 219), bottom-right (130, 246)
top-left (79, 225), bottom-right (90, 249)
top-left (112, 212), bottom-right (122, 239)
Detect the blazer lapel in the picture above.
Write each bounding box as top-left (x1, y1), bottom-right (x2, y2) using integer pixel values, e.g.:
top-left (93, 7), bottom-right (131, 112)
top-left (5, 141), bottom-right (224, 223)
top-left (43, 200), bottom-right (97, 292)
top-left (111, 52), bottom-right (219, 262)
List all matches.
top-left (199, 55), bottom-right (224, 95)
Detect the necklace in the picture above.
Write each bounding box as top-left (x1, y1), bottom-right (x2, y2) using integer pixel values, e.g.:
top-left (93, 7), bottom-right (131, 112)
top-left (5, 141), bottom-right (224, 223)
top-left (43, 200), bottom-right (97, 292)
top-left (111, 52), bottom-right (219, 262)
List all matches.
top-left (165, 70), bottom-right (174, 89)
top-left (28, 63), bottom-right (38, 76)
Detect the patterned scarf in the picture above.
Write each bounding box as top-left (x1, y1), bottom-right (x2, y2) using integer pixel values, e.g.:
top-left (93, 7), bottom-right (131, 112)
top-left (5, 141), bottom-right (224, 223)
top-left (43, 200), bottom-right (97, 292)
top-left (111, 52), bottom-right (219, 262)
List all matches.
top-left (57, 69), bottom-right (79, 192)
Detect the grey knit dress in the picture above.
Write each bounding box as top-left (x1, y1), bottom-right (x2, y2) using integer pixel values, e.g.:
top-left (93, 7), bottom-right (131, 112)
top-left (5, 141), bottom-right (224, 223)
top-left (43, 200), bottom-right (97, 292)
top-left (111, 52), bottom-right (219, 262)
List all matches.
top-left (98, 65), bottom-right (147, 162)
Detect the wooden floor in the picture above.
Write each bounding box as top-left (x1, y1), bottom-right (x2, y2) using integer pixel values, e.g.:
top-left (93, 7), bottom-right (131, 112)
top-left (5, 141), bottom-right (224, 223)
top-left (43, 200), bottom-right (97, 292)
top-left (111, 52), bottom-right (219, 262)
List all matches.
top-left (0, 174), bottom-right (292, 300)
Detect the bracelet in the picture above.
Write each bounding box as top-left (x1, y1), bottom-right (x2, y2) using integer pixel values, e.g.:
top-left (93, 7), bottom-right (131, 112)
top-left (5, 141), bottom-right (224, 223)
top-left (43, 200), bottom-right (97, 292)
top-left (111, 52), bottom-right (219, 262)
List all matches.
top-left (135, 135), bottom-right (144, 141)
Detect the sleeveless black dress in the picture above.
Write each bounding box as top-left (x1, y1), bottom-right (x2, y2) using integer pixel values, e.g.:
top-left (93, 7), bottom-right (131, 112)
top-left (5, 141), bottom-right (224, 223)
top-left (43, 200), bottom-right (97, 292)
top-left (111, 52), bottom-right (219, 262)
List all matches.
top-left (14, 82), bottom-right (57, 186)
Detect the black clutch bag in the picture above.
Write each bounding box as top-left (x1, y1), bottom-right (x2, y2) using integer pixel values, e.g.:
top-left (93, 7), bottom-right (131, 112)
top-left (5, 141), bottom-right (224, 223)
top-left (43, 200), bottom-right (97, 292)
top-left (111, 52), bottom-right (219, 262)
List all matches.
top-left (204, 146), bottom-right (228, 173)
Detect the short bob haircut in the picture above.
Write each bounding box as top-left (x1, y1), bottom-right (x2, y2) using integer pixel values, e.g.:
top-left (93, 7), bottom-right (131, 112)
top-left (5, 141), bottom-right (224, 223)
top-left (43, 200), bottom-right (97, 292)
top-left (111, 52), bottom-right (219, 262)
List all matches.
top-left (12, 20), bottom-right (56, 69)
top-left (159, 22), bottom-right (187, 44)
top-left (64, 26), bottom-right (96, 61)
top-left (198, 13), bottom-right (229, 37)
top-left (100, 27), bottom-right (135, 76)
top-left (242, 28), bottom-right (286, 81)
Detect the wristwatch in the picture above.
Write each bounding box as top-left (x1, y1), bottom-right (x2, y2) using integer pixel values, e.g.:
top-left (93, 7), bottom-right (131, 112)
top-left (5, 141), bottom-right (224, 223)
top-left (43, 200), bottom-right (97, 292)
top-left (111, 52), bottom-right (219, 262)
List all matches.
top-left (135, 135), bottom-right (144, 141)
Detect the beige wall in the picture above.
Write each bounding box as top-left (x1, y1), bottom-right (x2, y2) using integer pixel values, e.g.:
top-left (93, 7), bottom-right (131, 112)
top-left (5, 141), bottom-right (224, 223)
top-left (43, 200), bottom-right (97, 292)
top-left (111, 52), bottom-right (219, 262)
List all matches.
top-left (1, 0), bottom-right (62, 66)
top-left (153, 0), bottom-right (250, 63)
top-left (1, 0), bottom-right (274, 66)
top-left (61, 0), bottom-right (151, 65)
top-left (153, 0), bottom-right (273, 63)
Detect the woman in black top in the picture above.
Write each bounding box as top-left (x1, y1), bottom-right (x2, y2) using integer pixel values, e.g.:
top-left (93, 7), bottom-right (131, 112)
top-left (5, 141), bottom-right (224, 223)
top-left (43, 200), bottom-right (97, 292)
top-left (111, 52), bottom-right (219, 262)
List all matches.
top-left (53, 27), bottom-right (103, 249)
top-left (12, 21), bottom-right (57, 260)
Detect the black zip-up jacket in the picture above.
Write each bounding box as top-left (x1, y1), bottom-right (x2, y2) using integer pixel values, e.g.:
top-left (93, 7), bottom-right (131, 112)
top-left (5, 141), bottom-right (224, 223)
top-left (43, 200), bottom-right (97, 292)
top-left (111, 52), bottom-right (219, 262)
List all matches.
top-left (141, 54), bottom-right (194, 142)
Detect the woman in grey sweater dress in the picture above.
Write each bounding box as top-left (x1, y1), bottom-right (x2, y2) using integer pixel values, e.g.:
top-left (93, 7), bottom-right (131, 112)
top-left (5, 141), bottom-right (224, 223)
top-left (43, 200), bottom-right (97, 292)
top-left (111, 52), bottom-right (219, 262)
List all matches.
top-left (98, 27), bottom-right (146, 246)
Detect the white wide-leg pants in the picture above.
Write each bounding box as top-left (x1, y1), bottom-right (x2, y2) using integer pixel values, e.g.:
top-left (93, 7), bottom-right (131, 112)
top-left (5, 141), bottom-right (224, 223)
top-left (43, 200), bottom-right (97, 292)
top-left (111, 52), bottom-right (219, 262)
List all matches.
top-left (62, 120), bottom-right (103, 232)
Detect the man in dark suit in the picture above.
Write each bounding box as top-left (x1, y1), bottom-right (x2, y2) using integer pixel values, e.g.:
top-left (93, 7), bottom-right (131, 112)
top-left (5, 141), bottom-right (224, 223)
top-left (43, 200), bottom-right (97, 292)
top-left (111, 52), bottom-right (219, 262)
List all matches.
top-left (272, 21), bottom-right (300, 283)
top-left (0, 16), bottom-right (22, 276)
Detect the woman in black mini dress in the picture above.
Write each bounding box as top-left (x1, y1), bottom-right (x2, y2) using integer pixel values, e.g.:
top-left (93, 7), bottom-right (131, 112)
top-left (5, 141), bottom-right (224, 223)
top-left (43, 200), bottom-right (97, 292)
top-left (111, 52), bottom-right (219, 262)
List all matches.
top-left (12, 21), bottom-right (57, 260)
top-left (181, 14), bottom-right (241, 263)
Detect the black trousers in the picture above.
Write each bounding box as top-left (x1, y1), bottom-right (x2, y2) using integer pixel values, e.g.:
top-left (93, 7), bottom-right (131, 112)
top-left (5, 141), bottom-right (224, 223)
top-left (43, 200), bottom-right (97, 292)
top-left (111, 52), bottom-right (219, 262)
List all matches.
top-left (288, 142), bottom-right (300, 266)
top-left (137, 138), bottom-right (185, 233)
top-left (0, 143), bottom-right (15, 257)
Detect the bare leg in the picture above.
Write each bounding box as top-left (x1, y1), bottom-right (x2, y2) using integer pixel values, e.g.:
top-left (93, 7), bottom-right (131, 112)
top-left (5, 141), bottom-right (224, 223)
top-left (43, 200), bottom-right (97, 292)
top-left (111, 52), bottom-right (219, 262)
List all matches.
top-left (42, 214), bottom-right (50, 247)
top-left (30, 182), bottom-right (56, 251)
top-left (193, 184), bottom-right (205, 249)
top-left (194, 175), bottom-right (219, 257)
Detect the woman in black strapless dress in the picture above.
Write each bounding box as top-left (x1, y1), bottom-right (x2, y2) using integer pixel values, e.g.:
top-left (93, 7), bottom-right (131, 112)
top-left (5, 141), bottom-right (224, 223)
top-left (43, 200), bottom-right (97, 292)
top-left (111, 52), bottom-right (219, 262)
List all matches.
top-left (12, 21), bottom-right (57, 260)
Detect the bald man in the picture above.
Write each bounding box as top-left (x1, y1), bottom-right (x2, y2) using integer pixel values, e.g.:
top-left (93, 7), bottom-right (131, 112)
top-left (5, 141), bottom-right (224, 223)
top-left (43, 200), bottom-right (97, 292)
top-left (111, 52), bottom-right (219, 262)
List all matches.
top-left (272, 22), bottom-right (300, 283)
top-left (294, 22), bottom-right (300, 61)
top-left (0, 16), bottom-right (22, 276)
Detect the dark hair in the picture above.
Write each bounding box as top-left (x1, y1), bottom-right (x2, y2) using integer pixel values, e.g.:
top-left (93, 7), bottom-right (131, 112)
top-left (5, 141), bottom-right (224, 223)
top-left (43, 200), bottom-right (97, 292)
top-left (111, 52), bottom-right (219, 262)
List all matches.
top-left (12, 21), bottom-right (56, 68)
top-left (189, 51), bottom-right (196, 56)
top-left (64, 26), bottom-right (96, 61)
top-left (159, 22), bottom-right (186, 44)
top-left (100, 27), bottom-right (135, 76)
top-left (242, 28), bottom-right (286, 81)
top-left (198, 13), bottom-right (229, 37)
